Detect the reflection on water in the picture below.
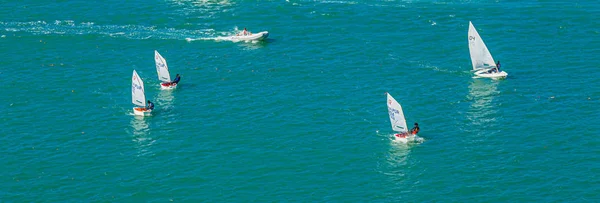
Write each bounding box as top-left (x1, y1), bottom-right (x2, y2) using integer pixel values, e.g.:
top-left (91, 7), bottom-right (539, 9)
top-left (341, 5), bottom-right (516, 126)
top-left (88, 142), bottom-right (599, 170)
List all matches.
top-left (387, 142), bottom-right (410, 166)
top-left (130, 116), bottom-right (155, 156)
top-left (238, 40), bottom-right (269, 50)
top-left (375, 131), bottom-right (413, 178)
top-left (380, 140), bottom-right (412, 184)
top-left (156, 89), bottom-right (175, 110)
top-left (466, 79), bottom-right (500, 128)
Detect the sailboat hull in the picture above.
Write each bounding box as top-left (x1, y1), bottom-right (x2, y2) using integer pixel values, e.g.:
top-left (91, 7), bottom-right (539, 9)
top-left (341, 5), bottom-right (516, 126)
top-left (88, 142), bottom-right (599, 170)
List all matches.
top-left (133, 107), bottom-right (152, 116)
top-left (160, 82), bottom-right (177, 90)
top-left (474, 69), bottom-right (508, 79)
top-left (393, 133), bottom-right (416, 144)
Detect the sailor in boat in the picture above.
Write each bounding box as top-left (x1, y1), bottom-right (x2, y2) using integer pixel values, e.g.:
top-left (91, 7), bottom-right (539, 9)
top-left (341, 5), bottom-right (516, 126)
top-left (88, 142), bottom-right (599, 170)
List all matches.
top-left (410, 123), bottom-right (420, 135)
top-left (237, 28), bottom-right (247, 36)
top-left (172, 74), bottom-right (180, 84)
top-left (487, 61), bottom-right (501, 74)
top-left (496, 61), bottom-right (501, 72)
top-left (146, 100), bottom-right (154, 111)
top-left (163, 74), bottom-right (180, 86)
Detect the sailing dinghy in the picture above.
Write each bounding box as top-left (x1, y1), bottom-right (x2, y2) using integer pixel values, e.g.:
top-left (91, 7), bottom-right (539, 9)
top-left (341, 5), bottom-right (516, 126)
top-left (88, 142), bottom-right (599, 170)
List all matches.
top-left (468, 21), bottom-right (507, 79)
top-left (132, 70), bottom-right (152, 116)
top-left (155, 50), bottom-right (177, 90)
top-left (387, 93), bottom-right (415, 143)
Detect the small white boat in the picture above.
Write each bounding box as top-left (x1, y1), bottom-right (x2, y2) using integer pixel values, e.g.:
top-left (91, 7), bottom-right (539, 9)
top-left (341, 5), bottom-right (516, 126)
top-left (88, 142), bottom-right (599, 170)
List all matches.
top-left (132, 70), bottom-right (152, 116)
top-left (474, 68), bottom-right (508, 78)
top-left (155, 50), bottom-right (177, 90)
top-left (468, 21), bottom-right (507, 79)
top-left (230, 31), bottom-right (269, 41)
top-left (387, 93), bottom-right (416, 143)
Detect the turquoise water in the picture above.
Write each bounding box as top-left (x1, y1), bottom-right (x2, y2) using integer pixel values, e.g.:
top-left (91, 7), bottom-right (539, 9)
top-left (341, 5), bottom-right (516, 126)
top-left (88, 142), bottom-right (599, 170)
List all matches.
top-left (2, 0), bottom-right (600, 201)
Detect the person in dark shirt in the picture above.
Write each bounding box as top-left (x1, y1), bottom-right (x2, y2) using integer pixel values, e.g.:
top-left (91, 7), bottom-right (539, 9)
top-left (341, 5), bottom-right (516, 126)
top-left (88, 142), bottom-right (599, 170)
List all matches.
top-left (410, 123), bottom-right (420, 135)
top-left (495, 61), bottom-right (501, 72)
top-left (172, 74), bottom-right (180, 84)
top-left (146, 100), bottom-right (154, 110)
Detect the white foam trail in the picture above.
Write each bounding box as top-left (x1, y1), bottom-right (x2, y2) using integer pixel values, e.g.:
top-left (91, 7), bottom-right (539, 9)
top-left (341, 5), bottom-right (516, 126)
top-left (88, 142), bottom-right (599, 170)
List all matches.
top-left (0, 20), bottom-right (214, 40)
top-left (320, 1), bottom-right (358, 5)
top-left (185, 36), bottom-right (233, 42)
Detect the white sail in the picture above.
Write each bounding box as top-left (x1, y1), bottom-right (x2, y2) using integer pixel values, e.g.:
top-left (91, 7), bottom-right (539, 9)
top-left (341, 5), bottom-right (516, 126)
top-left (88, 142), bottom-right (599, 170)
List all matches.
top-left (155, 50), bottom-right (171, 82)
top-left (468, 21), bottom-right (496, 71)
top-left (387, 93), bottom-right (408, 133)
top-left (132, 70), bottom-right (146, 107)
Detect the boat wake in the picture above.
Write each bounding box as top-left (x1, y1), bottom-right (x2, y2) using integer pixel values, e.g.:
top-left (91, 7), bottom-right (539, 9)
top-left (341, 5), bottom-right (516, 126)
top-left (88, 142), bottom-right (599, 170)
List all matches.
top-left (0, 20), bottom-right (212, 40)
top-left (185, 36), bottom-right (234, 42)
top-left (0, 20), bottom-right (269, 44)
top-left (391, 134), bottom-right (425, 145)
top-left (376, 130), bottom-right (425, 145)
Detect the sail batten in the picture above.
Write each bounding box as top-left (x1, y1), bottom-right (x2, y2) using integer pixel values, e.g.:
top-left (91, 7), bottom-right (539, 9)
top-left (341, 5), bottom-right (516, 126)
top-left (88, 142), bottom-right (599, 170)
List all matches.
top-left (155, 50), bottom-right (171, 82)
top-left (468, 21), bottom-right (496, 71)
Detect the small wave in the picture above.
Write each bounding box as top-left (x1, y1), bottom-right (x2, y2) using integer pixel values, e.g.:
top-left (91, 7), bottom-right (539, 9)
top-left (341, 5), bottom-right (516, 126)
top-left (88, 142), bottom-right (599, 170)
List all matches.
top-left (429, 20), bottom-right (437, 26)
top-left (320, 1), bottom-right (358, 5)
top-left (417, 62), bottom-right (466, 75)
top-left (168, 0), bottom-right (235, 17)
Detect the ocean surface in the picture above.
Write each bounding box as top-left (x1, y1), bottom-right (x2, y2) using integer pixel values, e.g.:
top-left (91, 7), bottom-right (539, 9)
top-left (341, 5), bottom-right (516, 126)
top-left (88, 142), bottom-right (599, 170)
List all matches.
top-left (1, 0), bottom-right (599, 202)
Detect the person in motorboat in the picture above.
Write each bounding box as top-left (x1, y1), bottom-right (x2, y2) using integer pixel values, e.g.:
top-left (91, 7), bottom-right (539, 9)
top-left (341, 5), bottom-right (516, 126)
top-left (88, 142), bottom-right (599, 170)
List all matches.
top-left (410, 123), bottom-right (420, 135)
top-left (237, 28), bottom-right (249, 36)
top-left (146, 100), bottom-right (154, 110)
